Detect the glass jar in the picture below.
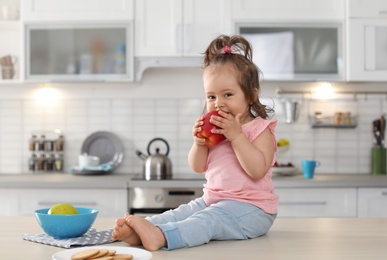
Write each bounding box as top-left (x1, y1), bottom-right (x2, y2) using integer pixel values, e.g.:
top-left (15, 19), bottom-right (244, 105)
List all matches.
top-left (45, 153), bottom-right (54, 171)
top-left (54, 153), bottom-right (63, 172)
top-left (55, 135), bottom-right (64, 151)
top-left (38, 134), bottom-right (45, 151)
top-left (28, 154), bottom-right (36, 171)
top-left (29, 134), bottom-right (37, 151)
top-left (36, 153), bottom-right (45, 171)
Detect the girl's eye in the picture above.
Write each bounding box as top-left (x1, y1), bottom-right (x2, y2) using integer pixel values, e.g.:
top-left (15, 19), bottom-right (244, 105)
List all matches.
top-left (207, 95), bottom-right (215, 100)
top-left (225, 93), bottom-right (232, 97)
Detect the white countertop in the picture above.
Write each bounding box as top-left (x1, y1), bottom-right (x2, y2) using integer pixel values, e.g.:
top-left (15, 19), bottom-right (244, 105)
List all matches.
top-left (1, 173), bottom-right (387, 189)
top-left (4, 216), bottom-right (387, 260)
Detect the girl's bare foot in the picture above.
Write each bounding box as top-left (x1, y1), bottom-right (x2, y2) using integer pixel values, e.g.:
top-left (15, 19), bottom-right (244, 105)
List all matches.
top-left (111, 214), bottom-right (141, 246)
top-left (126, 215), bottom-right (167, 251)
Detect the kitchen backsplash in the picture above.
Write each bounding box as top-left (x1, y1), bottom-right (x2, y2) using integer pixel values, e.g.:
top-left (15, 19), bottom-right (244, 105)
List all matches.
top-left (0, 68), bottom-right (386, 175)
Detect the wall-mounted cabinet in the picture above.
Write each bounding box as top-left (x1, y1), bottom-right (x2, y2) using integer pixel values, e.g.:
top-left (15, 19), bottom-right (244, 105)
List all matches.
top-left (21, 0), bottom-right (134, 21)
top-left (347, 0), bottom-right (387, 81)
top-left (134, 0), bottom-right (231, 57)
top-left (231, 0), bottom-right (344, 21)
top-left (237, 23), bottom-right (344, 81)
top-left (25, 23), bottom-right (134, 82)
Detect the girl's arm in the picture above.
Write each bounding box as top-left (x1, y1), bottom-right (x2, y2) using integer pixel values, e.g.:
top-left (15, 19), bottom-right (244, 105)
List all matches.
top-left (188, 117), bottom-right (209, 173)
top-left (230, 128), bottom-right (275, 180)
top-left (211, 111), bottom-right (275, 180)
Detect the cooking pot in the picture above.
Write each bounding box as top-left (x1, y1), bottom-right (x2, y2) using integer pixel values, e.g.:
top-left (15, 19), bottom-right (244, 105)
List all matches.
top-left (136, 138), bottom-right (172, 180)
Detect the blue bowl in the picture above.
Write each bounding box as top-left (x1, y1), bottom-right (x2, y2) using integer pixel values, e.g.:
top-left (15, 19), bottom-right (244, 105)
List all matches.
top-left (34, 207), bottom-right (98, 239)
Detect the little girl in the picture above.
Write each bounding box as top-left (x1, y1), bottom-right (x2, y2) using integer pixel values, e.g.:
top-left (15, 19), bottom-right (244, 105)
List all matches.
top-left (111, 35), bottom-right (278, 251)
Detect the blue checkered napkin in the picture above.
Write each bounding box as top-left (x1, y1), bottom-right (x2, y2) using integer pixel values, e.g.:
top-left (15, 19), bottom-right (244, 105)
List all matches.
top-left (22, 228), bottom-right (115, 249)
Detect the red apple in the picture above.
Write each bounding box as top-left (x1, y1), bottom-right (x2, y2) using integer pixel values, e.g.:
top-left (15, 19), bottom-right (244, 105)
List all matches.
top-left (196, 111), bottom-right (226, 147)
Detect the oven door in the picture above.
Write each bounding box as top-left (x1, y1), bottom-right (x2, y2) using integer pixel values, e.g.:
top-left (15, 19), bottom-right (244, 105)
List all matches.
top-left (129, 187), bottom-right (203, 217)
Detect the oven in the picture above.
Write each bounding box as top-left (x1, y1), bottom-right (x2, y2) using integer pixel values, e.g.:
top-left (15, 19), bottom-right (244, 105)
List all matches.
top-left (129, 176), bottom-right (204, 217)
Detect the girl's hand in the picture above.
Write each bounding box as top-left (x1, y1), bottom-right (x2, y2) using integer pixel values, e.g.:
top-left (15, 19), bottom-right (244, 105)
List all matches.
top-left (210, 110), bottom-right (243, 142)
top-left (192, 116), bottom-right (207, 146)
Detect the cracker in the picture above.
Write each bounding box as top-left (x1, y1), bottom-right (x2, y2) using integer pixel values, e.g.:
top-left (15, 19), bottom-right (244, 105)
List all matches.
top-left (107, 250), bottom-right (117, 256)
top-left (111, 254), bottom-right (134, 260)
top-left (88, 256), bottom-right (113, 260)
top-left (71, 249), bottom-right (99, 260)
top-left (89, 249), bottom-right (109, 258)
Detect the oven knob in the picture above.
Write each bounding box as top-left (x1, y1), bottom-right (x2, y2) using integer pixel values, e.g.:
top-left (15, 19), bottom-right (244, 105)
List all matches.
top-left (155, 194), bottom-right (164, 203)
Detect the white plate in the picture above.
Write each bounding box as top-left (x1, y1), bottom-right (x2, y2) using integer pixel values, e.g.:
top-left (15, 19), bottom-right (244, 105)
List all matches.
top-left (52, 246), bottom-right (152, 260)
top-left (272, 166), bottom-right (297, 176)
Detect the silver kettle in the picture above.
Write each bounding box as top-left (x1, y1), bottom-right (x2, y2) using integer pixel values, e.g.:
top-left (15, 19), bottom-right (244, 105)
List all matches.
top-left (136, 138), bottom-right (172, 180)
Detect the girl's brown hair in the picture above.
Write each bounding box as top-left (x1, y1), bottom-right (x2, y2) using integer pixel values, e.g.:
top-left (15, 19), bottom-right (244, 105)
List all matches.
top-left (203, 34), bottom-right (273, 119)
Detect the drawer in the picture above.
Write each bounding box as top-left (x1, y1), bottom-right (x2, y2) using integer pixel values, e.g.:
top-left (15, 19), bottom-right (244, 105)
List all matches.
top-left (0, 188), bottom-right (128, 217)
top-left (276, 188), bottom-right (357, 218)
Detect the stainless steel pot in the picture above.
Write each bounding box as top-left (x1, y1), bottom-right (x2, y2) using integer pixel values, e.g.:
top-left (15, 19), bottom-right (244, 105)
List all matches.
top-left (136, 138), bottom-right (172, 180)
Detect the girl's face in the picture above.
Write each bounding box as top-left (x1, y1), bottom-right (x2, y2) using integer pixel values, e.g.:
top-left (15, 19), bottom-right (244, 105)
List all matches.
top-left (203, 65), bottom-right (252, 122)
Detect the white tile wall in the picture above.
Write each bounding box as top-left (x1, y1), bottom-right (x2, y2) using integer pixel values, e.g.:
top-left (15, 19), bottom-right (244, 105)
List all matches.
top-left (0, 69), bottom-right (386, 176)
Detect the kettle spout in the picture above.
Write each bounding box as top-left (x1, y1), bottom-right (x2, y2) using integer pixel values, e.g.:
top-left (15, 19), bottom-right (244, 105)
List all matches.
top-left (135, 150), bottom-right (148, 160)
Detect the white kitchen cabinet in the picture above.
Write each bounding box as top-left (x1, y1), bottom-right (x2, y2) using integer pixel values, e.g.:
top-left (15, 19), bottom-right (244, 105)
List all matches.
top-left (0, 188), bottom-right (128, 217)
top-left (25, 23), bottom-right (134, 82)
top-left (358, 188), bottom-right (387, 218)
top-left (276, 188), bottom-right (357, 218)
top-left (21, 0), bottom-right (134, 21)
top-left (347, 0), bottom-right (387, 81)
top-left (134, 0), bottom-right (231, 57)
top-left (231, 0), bottom-right (345, 21)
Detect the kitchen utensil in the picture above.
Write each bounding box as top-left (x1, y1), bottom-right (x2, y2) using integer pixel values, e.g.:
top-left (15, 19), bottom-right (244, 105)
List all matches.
top-left (371, 147), bottom-right (386, 175)
top-left (34, 207), bottom-right (98, 239)
top-left (301, 160), bottom-right (321, 179)
top-left (78, 153), bottom-right (100, 167)
top-left (136, 137), bottom-right (172, 180)
top-left (282, 99), bottom-right (301, 123)
top-left (81, 131), bottom-right (124, 173)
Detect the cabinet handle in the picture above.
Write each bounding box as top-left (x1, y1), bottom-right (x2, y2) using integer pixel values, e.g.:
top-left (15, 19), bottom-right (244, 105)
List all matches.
top-left (176, 24), bottom-right (183, 53)
top-left (38, 201), bottom-right (97, 206)
top-left (381, 192), bottom-right (387, 196)
top-left (279, 201), bottom-right (327, 206)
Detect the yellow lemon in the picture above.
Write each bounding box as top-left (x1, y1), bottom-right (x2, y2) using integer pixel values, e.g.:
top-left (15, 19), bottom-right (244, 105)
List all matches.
top-left (277, 138), bottom-right (290, 147)
top-left (48, 203), bottom-right (79, 215)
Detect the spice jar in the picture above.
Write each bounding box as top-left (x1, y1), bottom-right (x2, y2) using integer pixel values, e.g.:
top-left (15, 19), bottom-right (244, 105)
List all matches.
top-left (54, 153), bottom-right (63, 172)
top-left (28, 154), bottom-right (36, 171)
top-left (29, 134), bottom-right (37, 151)
top-left (55, 135), bottom-right (64, 151)
top-left (36, 153), bottom-right (45, 171)
top-left (44, 153), bottom-right (54, 171)
top-left (334, 112), bottom-right (343, 125)
top-left (38, 134), bottom-right (45, 151)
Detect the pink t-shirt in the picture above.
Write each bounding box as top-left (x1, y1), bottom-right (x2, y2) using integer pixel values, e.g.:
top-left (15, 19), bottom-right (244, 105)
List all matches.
top-left (203, 117), bottom-right (278, 214)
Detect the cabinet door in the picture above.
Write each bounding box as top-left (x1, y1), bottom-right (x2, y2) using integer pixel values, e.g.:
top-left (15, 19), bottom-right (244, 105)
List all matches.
top-left (22, 0), bottom-right (134, 21)
top-left (183, 0), bottom-right (231, 56)
top-left (135, 0), bottom-right (182, 57)
top-left (231, 0), bottom-right (344, 20)
top-left (0, 188), bottom-right (128, 217)
top-left (358, 188), bottom-right (387, 218)
top-left (276, 188), bottom-right (357, 218)
top-left (347, 19), bottom-right (387, 81)
top-left (25, 23), bottom-right (134, 81)
top-left (348, 0), bottom-right (387, 18)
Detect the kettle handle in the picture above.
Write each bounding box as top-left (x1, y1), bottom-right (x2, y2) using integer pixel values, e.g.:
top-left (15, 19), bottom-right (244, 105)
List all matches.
top-left (147, 138), bottom-right (169, 156)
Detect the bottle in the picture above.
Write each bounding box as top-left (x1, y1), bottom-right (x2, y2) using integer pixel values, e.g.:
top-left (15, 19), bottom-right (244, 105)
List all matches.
top-left (29, 134), bottom-right (37, 151)
top-left (36, 153), bottom-right (45, 171)
top-left (38, 134), bottom-right (45, 151)
top-left (114, 43), bottom-right (126, 74)
top-left (28, 154), bottom-right (36, 171)
top-left (54, 153), bottom-right (63, 172)
top-left (45, 153), bottom-right (54, 171)
top-left (55, 135), bottom-right (64, 151)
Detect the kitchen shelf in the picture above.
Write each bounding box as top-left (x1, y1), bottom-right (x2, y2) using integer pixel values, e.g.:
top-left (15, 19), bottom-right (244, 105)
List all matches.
top-left (310, 116), bottom-right (357, 129)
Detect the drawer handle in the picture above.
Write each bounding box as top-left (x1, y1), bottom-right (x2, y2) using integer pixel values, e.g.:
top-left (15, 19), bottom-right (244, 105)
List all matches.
top-left (38, 201), bottom-right (97, 206)
top-left (381, 192), bottom-right (387, 196)
top-left (279, 201), bottom-right (327, 206)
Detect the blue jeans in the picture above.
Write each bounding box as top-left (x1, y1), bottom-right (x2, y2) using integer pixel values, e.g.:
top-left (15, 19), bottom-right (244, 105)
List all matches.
top-left (146, 197), bottom-right (276, 250)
